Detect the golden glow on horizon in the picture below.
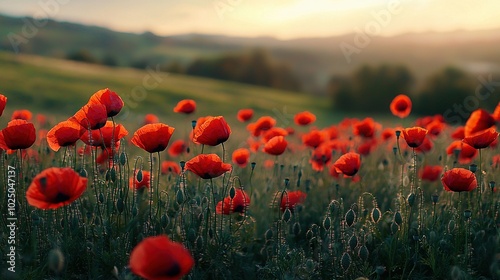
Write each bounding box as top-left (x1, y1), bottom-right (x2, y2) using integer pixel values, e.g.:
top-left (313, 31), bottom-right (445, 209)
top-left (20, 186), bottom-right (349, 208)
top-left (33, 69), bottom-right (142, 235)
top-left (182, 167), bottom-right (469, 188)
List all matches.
top-left (0, 0), bottom-right (499, 39)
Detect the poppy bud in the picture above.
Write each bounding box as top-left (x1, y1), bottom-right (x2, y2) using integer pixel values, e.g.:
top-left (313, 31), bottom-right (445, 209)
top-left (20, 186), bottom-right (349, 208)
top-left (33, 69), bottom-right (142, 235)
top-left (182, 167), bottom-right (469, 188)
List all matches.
top-left (394, 211), bottom-right (403, 225)
top-left (469, 164), bottom-right (477, 173)
top-left (119, 152), bottom-right (127, 166)
top-left (176, 189), bottom-right (184, 205)
top-left (282, 208), bottom-right (292, 223)
top-left (358, 245), bottom-right (369, 261)
top-left (349, 235), bottom-right (358, 251)
top-left (341, 252), bottom-right (351, 271)
top-left (251, 162), bottom-right (256, 170)
top-left (116, 198), bottom-right (124, 213)
top-left (136, 170), bottom-right (143, 183)
top-left (293, 222), bottom-right (301, 235)
top-left (390, 222), bottom-right (399, 234)
top-left (371, 208), bottom-right (381, 223)
top-left (407, 193), bottom-right (416, 207)
top-left (345, 209), bottom-right (356, 227)
top-left (229, 187), bottom-right (236, 199)
top-left (191, 120), bottom-right (197, 129)
top-left (323, 216), bottom-right (331, 230)
top-left (464, 209), bottom-right (472, 219)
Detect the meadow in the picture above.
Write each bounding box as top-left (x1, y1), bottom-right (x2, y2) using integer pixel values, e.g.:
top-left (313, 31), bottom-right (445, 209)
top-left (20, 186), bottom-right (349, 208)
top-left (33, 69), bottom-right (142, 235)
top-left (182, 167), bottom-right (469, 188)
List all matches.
top-left (0, 52), bottom-right (499, 280)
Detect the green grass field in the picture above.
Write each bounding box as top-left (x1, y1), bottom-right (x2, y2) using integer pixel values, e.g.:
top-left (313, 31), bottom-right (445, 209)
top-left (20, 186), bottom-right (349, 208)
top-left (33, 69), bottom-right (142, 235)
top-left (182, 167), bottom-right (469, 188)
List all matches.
top-left (0, 51), bottom-right (337, 127)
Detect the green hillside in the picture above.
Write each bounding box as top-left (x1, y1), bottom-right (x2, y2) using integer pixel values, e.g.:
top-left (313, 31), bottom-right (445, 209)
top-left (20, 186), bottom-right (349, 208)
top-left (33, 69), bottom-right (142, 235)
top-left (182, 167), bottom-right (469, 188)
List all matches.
top-left (0, 51), bottom-right (334, 127)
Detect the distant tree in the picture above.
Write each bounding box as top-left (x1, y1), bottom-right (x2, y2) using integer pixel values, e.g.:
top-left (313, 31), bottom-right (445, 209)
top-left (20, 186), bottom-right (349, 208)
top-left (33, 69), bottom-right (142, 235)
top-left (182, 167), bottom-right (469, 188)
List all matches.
top-left (66, 49), bottom-right (98, 64)
top-left (102, 54), bottom-right (118, 66)
top-left (329, 64), bottom-right (414, 112)
top-left (415, 67), bottom-right (475, 123)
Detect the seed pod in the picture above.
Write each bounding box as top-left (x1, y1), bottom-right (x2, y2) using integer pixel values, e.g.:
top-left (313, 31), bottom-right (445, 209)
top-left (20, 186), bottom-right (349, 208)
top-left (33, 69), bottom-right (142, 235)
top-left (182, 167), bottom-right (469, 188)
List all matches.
top-left (345, 209), bottom-right (356, 227)
top-left (371, 208), bottom-right (381, 223)
top-left (341, 252), bottom-right (351, 271)
top-left (358, 245), bottom-right (369, 261)
top-left (349, 235), bottom-right (358, 251)
top-left (116, 198), bottom-right (124, 213)
top-left (119, 152), bottom-right (127, 165)
top-left (394, 211), bottom-right (403, 226)
top-left (282, 208), bottom-right (292, 223)
top-left (48, 248), bottom-right (65, 275)
top-left (323, 216), bottom-right (331, 230)
top-left (293, 222), bottom-right (301, 236)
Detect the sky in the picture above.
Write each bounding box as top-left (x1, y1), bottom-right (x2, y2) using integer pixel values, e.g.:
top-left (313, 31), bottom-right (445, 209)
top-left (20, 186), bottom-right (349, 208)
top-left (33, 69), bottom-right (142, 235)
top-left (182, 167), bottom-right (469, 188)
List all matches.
top-left (1, 0), bottom-right (499, 39)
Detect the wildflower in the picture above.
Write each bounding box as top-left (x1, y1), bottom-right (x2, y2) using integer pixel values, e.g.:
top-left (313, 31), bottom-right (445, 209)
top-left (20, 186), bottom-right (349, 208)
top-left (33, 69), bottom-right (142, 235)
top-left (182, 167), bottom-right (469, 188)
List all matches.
top-left (390, 94), bottom-right (412, 118)
top-left (302, 129), bottom-right (327, 149)
top-left (446, 141), bottom-right (477, 164)
top-left (185, 154), bottom-right (231, 179)
top-left (441, 168), bottom-right (477, 192)
top-left (26, 167), bottom-right (87, 209)
top-left (310, 144), bottom-right (332, 171)
top-left (143, 113), bottom-right (159, 125)
top-left (353, 118), bottom-right (378, 138)
top-left (419, 165), bottom-right (443, 182)
top-left (280, 190), bottom-right (307, 212)
top-left (333, 152), bottom-right (361, 176)
top-left (88, 88), bottom-right (124, 117)
top-left (0, 119), bottom-right (36, 150)
top-left (129, 235), bottom-right (194, 280)
top-left (0, 94), bottom-right (6, 117)
top-left (46, 120), bottom-right (85, 152)
top-left (237, 108), bottom-right (254, 122)
top-left (263, 136), bottom-right (288, 156)
top-left (464, 109), bottom-right (495, 137)
top-left (11, 109), bottom-right (32, 121)
top-left (247, 116), bottom-right (276, 136)
top-left (168, 140), bottom-right (187, 157)
top-left (161, 161), bottom-right (181, 175)
top-left (216, 189), bottom-right (250, 214)
top-left (462, 128), bottom-right (498, 149)
top-left (232, 148), bottom-right (251, 168)
top-left (80, 121), bottom-right (128, 148)
top-left (193, 116), bottom-right (231, 146)
top-left (173, 99), bottom-right (196, 114)
top-left (69, 103), bottom-right (107, 130)
top-left (131, 123), bottom-right (175, 153)
top-left (401, 127), bottom-right (428, 148)
top-left (294, 111), bottom-right (316, 126)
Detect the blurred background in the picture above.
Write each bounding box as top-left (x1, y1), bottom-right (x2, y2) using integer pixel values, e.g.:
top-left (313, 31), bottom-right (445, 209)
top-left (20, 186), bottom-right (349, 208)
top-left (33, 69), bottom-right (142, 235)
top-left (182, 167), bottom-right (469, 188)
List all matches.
top-left (1, 0), bottom-right (500, 125)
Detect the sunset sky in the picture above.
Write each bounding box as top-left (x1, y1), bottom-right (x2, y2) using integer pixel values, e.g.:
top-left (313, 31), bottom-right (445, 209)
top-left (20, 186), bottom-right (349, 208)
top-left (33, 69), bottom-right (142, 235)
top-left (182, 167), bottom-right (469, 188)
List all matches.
top-left (1, 0), bottom-right (499, 39)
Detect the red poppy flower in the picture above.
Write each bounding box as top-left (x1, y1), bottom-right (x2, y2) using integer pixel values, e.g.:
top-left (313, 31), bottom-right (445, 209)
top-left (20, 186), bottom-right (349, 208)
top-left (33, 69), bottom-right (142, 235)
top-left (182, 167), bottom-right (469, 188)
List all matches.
top-left (462, 128), bottom-right (498, 149)
top-left (161, 161), bottom-right (181, 175)
top-left (193, 116), bottom-right (231, 146)
top-left (96, 145), bottom-right (120, 166)
top-left (327, 139), bottom-right (350, 154)
top-left (130, 170), bottom-right (151, 190)
top-left (11, 109), bottom-right (32, 121)
top-left (26, 167), bottom-right (88, 210)
top-left (131, 123), bottom-right (175, 153)
top-left (419, 165), bottom-right (443, 182)
top-left (237, 108), bottom-right (253, 122)
top-left (80, 121), bottom-right (128, 148)
top-left (353, 118), bottom-right (379, 138)
top-left (247, 137), bottom-right (261, 153)
top-left (69, 103), bottom-right (107, 130)
top-left (173, 99), bottom-right (196, 114)
top-left (446, 141), bottom-right (477, 164)
top-left (88, 88), bottom-right (124, 117)
top-left (310, 144), bottom-right (332, 171)
top-left (216, 189), bottom-right (250, 214)
top-left (46, 120), bottom-right (85, 152)
top-left (401, 127), bottom-right (428, 148)
top-left (451, 126), bottom-right (465, 140)
top-left (247, 116), bottom-right (276, 137)
top-left (415, 136), bottom-right (433, 153)
top-left (464, 109), bottom-right (495, 137)
top-left (0, 94), bottom-right (6, 117)
top-left (356, 139), bottom-right (376, 156)
top-left (492, 154), bottom-right (500, 168)
top-left (185, 154), bottom-right (231, 179)
top-left (294, 111), bottom-right (316, 126)
top-left (232, 148), bottom-right (251, 168)
top-left (425, 120), bottom-right (446, 137)
top-left (441, 168), bottom-right (477, 192)
top-left (0, 119), bottom-right (36, 150)
top-left (262, 127), bottom-right (288, 142)
top-left (129, 235), bottom-right (194, 280)
top-left (143, 114), bottom-right (159, 125)
top-left (302, 130), bottom-right (327, 149)
top-left (390, 94), bottom-right (412, 118)
top-left (168, 140), bottom-right (187, 157)
top-left (324, 125), bottom-right (339, 140)
top-left (280, 190), bottom-right (307, 212)
top-left (263, 136), bottom-right (288, 156)
top-left (492, 102), bottom-right (500, 121)
top-left (381, 128), bottom-right (395, 141)
top-left (333, 152), bottom-right (361, 176)
top-left (35, 114), bottom-right (47, 128)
